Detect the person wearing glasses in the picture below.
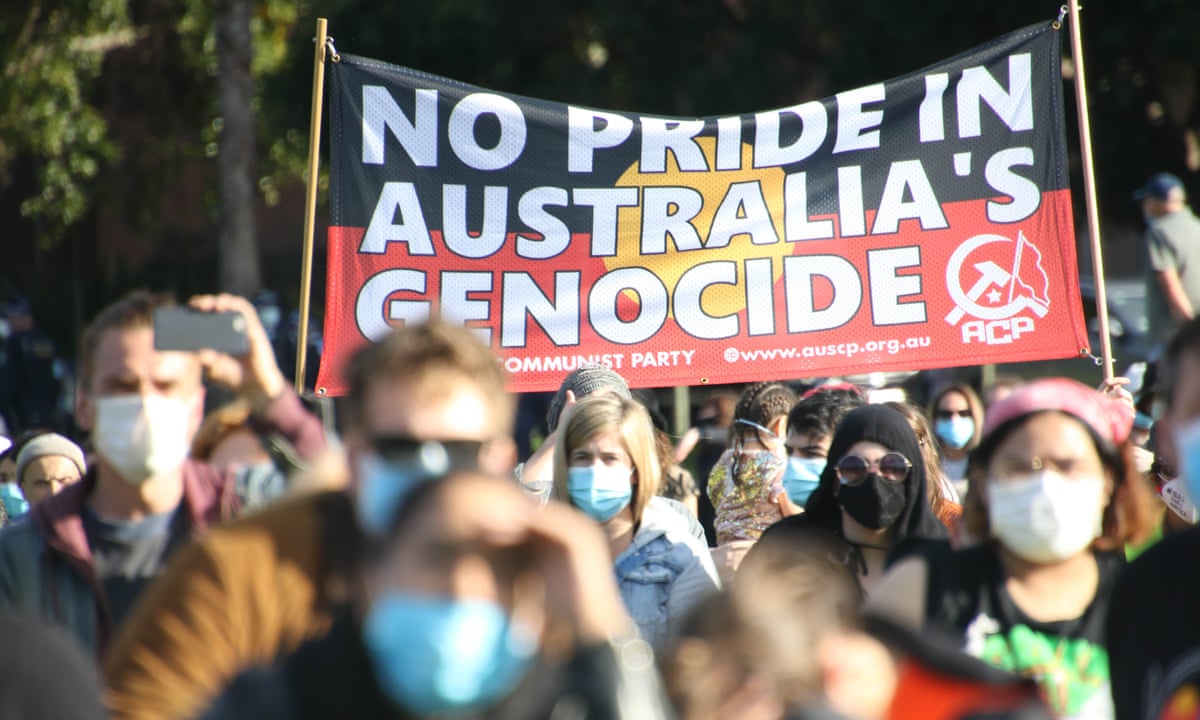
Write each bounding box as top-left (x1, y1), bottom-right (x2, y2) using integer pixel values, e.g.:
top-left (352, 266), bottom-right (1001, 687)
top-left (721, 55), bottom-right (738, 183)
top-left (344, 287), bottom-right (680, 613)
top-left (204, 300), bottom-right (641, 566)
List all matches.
top-left (867, 378), bottom-right (1156, 719)
top-left (760, 404), bottom-right (948, 595)
top-left (928, 382), bottom-right (985, 497)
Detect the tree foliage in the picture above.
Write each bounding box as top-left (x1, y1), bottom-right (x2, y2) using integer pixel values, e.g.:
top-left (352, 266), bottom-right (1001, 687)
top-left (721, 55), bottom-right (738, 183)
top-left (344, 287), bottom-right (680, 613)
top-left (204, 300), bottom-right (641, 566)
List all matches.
top-left (0, 0), bottom-right (130, 247)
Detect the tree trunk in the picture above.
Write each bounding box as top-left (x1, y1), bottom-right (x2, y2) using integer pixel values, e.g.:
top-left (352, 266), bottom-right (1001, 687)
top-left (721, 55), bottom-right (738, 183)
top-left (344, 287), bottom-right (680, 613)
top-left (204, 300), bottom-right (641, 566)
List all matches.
top-left (214, 0), bottom-right (260, 297)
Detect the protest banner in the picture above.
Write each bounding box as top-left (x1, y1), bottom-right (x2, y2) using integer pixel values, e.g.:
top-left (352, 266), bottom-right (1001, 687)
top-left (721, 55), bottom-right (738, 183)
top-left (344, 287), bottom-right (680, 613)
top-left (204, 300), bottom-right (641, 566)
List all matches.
top-left (312, 20), bottom-right (1088, 395)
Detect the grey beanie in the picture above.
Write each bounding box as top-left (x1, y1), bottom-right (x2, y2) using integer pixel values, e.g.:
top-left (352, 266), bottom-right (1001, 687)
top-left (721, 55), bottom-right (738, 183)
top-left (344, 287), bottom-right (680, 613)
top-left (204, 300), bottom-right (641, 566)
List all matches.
top-left (15, 434), bottom-right (87, 486)
top-left (547, 365), bottom-right (632, 433)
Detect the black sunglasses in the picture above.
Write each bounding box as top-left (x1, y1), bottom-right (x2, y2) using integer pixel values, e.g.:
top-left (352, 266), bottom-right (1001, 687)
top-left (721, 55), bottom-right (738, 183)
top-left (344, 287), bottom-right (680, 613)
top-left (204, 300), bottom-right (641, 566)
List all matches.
top-left (835, 452), bottom-right (912, 485)
top-left (368, 436), bottom-right (485, 476)
top-left (935, 409), bottom-right (972, 420)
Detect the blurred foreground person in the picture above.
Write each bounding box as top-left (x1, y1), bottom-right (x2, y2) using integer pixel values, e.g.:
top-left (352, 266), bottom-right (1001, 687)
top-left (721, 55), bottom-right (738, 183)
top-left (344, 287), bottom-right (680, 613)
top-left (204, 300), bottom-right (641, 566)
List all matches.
top-left (553, 394), bottom-right (719, 650)
top-left (1109, 317), bottom-right (1200, 719)
top-left (1146, 415), bottom-right (1196, 535)
top-left (13, 432), bottom-right (86, 505)
top-left (201, 472), bottom-right (670, 719)
top-left (663, 523), bottom-right (1051, 720)
top-left (870, 378), bottom-right (1155, 719)
top-left (0, 611), bottom-right (105, 720)
top-left (190, 399), bottom-right (294, 513)
top-left (0, 291), bottom-right (324, 656)
top-left (105, 320), bottom-right (514, 720)
top-left (763, 404), bottom-right (947, 595)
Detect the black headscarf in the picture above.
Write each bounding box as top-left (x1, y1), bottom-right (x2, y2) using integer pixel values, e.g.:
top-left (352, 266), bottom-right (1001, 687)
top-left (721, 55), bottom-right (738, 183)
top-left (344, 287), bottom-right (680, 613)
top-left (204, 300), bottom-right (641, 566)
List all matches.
top-left (799, 404), bottom-right (947, 546)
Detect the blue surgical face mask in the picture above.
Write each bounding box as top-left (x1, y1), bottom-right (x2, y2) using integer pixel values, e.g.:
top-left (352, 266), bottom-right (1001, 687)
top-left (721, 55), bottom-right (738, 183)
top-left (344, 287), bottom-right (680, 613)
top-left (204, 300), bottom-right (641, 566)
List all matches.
top-left (783, 457), bottom-right (824, 506)
top-left (354, 439), bottom-right (484, 536)
top-left (567, 465), bottom-right (633, 522)
top-left (934, 416), bottom-right (975, 450)
top-left (0, 483), bottom-right (28, 520)
top-left (363, 594), bottom-right (537, 716)
top-left (355, 452), bottom-right (434, 536)
top-left (1175, 418), bottom-right (1200, 513)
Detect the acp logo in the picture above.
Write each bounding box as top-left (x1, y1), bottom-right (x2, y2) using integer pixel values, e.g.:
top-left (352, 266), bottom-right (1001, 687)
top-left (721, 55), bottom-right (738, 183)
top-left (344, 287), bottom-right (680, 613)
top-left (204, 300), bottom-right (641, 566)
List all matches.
top-left (944, 231), bottom-right (1050, 346)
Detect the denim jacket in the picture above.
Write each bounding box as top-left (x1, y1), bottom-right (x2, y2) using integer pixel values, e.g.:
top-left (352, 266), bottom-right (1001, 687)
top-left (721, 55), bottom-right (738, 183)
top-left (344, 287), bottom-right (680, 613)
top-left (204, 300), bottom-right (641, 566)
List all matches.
top-left (614, 496), bottom-right (721, 650)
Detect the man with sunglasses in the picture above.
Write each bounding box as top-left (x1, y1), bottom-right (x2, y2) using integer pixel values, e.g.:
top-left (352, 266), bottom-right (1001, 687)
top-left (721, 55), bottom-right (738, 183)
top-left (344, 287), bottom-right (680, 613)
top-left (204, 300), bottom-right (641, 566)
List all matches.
top-left (104, 319), bottom-right (518, 720)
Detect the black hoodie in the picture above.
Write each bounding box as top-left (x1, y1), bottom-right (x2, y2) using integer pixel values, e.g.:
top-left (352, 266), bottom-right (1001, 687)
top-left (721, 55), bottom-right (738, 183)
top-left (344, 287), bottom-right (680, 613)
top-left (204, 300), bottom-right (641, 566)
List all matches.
top-left (763, 404), bottom-right (947, 564)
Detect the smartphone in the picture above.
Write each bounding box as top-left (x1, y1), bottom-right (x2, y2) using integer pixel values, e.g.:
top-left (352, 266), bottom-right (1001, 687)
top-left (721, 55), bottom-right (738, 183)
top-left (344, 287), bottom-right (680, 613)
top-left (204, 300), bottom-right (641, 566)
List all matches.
top-left (153, 306), bottom-right (250, 355)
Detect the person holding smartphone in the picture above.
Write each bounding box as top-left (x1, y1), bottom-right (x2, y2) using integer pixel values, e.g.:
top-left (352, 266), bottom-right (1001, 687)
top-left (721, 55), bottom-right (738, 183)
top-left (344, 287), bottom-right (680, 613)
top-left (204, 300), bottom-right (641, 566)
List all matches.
top-left (0, 291), bottom-right (326, 657)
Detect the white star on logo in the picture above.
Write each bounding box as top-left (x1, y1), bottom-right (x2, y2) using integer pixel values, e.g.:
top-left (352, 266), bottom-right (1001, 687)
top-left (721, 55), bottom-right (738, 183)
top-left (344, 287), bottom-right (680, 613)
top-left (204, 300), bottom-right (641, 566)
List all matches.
top-left (986, 289), bottom-right (1002, 303)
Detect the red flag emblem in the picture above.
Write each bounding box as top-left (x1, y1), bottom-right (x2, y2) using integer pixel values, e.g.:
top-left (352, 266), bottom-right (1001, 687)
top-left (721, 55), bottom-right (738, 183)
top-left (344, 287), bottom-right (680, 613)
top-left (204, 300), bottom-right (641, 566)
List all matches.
top-left (1008, 231), bottom-right (1051, 309)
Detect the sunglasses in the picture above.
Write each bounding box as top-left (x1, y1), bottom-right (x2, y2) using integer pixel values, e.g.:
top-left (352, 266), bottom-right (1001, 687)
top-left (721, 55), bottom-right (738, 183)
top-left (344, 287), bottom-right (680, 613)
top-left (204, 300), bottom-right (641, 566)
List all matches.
top-left (836, 452), bottom-right (912, 485)
top-left (368, 436), bottom-right (485, 476)
top-left (935, 409), bottom-right (972, 420)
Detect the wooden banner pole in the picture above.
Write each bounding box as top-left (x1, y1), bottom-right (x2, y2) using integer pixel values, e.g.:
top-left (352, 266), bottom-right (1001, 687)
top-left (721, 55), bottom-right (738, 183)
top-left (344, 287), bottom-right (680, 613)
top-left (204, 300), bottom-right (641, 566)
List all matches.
top-left (1065, 1), bottom-right (1114, 380)
top-left (294, 18), bottom-right (330, 394)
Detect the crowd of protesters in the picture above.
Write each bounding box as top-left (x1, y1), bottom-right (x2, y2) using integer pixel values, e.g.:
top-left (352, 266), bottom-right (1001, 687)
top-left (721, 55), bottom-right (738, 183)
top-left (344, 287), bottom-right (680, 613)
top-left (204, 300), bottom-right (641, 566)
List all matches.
top-left (2, 172), bottom-right (1200, 719)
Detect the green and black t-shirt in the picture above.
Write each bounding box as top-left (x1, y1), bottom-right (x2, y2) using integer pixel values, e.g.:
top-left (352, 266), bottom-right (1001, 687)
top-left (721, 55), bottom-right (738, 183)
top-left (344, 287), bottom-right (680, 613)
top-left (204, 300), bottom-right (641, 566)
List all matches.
top-left (923, 544), bottom-right (1121, 719)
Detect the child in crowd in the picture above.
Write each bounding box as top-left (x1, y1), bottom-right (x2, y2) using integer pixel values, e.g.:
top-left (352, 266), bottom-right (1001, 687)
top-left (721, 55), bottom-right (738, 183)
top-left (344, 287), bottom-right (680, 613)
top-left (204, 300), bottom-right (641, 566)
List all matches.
top-left (707, 382), bottom-right (800, 581)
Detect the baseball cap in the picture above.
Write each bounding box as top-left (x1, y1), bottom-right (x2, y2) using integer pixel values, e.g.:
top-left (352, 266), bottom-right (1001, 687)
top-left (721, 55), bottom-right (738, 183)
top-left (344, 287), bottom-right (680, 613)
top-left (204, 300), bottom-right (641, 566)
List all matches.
top-left (1133, 172), bottom-right (1184, 202)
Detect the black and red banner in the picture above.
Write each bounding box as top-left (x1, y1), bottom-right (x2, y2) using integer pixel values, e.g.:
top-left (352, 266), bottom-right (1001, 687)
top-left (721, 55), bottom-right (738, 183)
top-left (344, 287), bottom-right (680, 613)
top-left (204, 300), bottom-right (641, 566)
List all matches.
top-left (316, 21), bottom-right (1087, 394)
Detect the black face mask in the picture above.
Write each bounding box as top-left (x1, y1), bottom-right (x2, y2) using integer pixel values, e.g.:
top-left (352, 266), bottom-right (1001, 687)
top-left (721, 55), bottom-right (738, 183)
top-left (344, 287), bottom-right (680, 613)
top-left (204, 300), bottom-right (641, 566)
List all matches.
top-left (838, 473), bottom-right (906, 530)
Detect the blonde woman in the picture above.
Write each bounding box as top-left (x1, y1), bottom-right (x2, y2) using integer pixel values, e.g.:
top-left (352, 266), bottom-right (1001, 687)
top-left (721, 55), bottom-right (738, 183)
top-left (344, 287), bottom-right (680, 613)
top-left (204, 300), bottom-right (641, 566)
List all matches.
top-left (554, 394), bottom-right (720, 650)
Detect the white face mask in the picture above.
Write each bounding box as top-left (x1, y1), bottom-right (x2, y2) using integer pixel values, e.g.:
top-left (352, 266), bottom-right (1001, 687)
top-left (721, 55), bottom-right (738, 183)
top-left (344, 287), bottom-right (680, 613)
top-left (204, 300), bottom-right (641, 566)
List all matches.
top-left (987, 470), bottom-right (1105, 564)
top-left (93, 395), bottom-right (195, 486)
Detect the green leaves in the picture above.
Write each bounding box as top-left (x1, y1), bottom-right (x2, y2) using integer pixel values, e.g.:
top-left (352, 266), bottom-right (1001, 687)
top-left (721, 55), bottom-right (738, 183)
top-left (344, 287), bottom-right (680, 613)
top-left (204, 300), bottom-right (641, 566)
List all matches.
top-left (0, 0), bottom-right (127, 247)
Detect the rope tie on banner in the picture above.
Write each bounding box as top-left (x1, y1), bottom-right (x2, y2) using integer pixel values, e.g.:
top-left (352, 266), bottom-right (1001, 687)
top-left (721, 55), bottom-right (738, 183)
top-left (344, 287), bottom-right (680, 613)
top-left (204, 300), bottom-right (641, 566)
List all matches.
top-left (325, 37), bottom-right (340, 62)
top-left (1052, 5), bottom-right (1068, 30)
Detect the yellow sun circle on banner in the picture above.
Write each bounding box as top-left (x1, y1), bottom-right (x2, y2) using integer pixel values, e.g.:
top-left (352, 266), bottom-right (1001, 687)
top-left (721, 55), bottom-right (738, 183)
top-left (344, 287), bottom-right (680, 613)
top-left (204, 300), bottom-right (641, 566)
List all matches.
top-left (606, 137), bottom-right (790, 318)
